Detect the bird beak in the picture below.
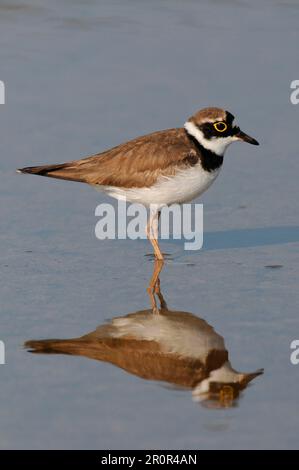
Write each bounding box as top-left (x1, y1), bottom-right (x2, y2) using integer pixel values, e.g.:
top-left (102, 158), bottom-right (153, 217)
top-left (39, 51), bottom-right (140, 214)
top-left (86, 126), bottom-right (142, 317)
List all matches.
top-left (235, 128), bottom-right (259, 145)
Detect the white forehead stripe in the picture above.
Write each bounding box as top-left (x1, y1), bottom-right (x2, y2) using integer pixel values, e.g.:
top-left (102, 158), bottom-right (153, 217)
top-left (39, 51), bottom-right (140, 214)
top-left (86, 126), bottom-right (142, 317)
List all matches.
top-left (184, 121), bottom-right (238, 156)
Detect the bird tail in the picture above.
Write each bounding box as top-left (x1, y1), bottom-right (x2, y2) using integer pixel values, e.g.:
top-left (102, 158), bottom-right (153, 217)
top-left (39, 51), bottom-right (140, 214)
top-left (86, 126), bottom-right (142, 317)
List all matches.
top-left (16, 162), bottom-right (86, 183)
top-left (17, 163), bottom-right (66, 176)
top-left (25, 338), bottom-right (81, 355)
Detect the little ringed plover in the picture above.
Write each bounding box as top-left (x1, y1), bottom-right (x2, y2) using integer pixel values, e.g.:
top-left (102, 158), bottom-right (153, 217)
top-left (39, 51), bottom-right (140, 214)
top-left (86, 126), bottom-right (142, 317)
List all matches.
top-left (17, 107), bottom-right (259, 260)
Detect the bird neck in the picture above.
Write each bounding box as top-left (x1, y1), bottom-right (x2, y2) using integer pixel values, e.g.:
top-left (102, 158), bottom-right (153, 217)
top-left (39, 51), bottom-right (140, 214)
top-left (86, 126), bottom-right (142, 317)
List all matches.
top-left (184, 128), bottom-right (224, 172)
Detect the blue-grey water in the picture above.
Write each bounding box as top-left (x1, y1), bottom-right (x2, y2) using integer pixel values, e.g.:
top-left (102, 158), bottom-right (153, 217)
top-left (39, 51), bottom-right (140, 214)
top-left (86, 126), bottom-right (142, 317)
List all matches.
top-left (1, 0), bottom-right (299, 450)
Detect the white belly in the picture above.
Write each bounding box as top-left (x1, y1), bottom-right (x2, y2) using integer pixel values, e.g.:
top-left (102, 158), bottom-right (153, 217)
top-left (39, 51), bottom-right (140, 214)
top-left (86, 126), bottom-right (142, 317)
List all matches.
top-left (104, 311), bottom-right (225, 360)
top-left (97, 164), bottom-right (221, 208)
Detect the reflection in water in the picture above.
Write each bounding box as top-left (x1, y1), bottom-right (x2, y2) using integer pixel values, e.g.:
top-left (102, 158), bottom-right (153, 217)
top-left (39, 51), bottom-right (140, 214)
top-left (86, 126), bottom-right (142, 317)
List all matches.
top-left (25, 262), bottom-right (263, 408)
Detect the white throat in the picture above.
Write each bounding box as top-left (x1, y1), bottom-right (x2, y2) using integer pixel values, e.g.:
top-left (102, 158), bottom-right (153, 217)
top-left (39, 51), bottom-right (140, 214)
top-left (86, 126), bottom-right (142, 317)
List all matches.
top-left (192, 361), bottom-right (242, 401)
top-left (184, 121), bottom-right (238, 156)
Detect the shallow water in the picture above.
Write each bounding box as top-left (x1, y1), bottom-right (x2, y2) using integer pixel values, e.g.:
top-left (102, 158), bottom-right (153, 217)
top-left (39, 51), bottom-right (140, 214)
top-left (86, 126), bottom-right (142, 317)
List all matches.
top-left (1, 0), bottom-right (299, 450)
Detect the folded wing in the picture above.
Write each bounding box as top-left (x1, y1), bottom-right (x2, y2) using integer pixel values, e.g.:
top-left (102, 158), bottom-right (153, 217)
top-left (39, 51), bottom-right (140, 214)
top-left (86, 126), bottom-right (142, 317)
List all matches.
top-left (17, 128), bottom-right (197, 188)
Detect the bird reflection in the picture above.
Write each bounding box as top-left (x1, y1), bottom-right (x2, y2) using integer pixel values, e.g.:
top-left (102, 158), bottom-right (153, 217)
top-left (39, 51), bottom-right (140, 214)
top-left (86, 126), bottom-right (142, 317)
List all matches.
top-left (25, 261), bottom-right (263, 408)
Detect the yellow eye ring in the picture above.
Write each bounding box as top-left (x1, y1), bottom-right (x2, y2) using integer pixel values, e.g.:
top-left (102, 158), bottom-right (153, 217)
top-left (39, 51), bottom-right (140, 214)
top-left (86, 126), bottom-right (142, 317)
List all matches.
top-left (213, 121), bottom-right (227, 133)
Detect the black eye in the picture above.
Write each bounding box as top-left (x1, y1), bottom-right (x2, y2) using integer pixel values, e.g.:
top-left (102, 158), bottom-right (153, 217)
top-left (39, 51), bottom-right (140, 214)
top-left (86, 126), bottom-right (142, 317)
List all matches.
top-left (213, 121), bottom-right (227, 133)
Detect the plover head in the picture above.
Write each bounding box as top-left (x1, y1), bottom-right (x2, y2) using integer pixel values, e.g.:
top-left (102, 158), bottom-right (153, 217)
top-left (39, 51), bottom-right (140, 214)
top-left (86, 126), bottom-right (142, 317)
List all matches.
top-left (184, 107), bottom-right (259, 156)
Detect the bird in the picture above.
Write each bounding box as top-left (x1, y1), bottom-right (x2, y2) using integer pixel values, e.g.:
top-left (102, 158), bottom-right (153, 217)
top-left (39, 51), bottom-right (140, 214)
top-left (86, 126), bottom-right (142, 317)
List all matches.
top-left (25, 263), bottom-right (263, 408)
top-left (17, 107), bottom-right (259, 260)
top-left (25, 309), bottom-right (262, 407)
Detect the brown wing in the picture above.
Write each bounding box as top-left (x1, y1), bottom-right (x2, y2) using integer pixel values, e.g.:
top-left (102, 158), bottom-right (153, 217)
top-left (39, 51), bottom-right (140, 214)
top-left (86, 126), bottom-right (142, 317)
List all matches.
top-left (17, 128), bottom-right (199, 188)
top-left (25, 336), bottom-right (207, 388)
